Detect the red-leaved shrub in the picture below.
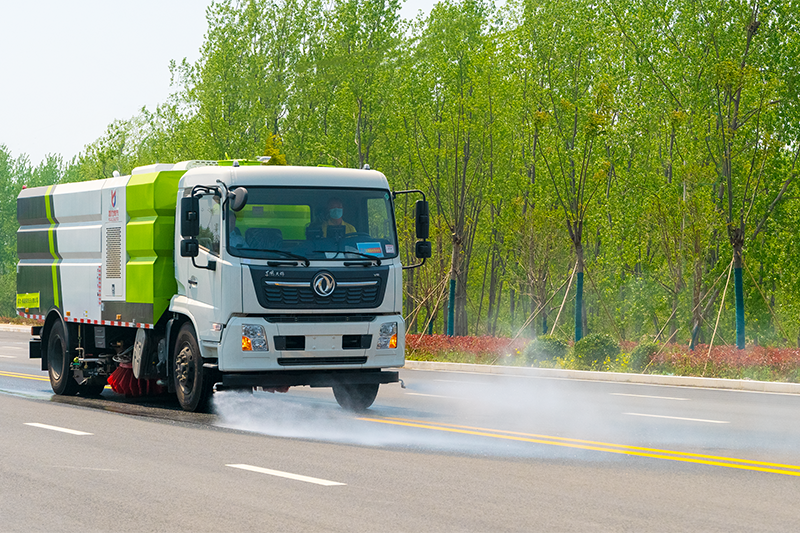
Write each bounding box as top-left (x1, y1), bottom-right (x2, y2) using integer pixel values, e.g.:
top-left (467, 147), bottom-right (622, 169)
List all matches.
top-left (406, 334), bottom-right (527, 362)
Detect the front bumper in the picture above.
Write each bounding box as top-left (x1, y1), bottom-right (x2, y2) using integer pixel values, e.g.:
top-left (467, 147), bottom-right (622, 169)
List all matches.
top-left (217, 369), bottom-right (399, 390)
top-left (211, 314), bottom-right (405, 372)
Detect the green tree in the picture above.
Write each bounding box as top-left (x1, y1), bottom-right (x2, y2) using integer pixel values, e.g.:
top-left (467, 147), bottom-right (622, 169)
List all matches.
top-left (409, 0), bottom-right (494, 335)
top-left (608, 0), bottom-right (799, 348)
top-left (519, 0), bottom-right (615, 341)
top-left (0, 147), bottom-right (66, 315)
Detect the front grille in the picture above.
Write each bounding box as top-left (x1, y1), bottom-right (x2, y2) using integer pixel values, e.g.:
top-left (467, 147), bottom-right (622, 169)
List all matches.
top-left (249, 266), bottom-right (388, 310)
top-left (265, 314), bottom-right (377, 323)
top-left (264, 283), bottom-right (380, 307)
top-left (277, 357), bottom-right (368, 366)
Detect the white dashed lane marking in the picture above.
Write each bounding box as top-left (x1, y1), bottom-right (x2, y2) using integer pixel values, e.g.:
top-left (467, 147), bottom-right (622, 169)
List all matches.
top-left (612, 393), bottom-right (690, 401)
top-left (24, 423), bottom-right (93, 435)
top-left (623, 413), bottom-right (729, 424)
top-left (226, 464), bottom-right (346, 486)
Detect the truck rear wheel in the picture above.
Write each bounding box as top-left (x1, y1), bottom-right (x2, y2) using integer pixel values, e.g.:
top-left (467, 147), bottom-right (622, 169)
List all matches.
top-left (173, 323), bottom-right (213, 412)
top-left (47, 321), bottom-right (79, 396)
top-left (332, 383), bottom-right (379, 412)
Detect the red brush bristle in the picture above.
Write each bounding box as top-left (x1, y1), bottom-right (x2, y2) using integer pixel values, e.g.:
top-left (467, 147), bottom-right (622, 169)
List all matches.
top-left (108, 363), bottom-right (164, 398)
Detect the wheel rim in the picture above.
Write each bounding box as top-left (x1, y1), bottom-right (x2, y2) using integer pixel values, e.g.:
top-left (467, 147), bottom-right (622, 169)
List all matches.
top-left (48, 335), bottom-right (65, 380)
top-left (175, 344), bottom-right (195, 395)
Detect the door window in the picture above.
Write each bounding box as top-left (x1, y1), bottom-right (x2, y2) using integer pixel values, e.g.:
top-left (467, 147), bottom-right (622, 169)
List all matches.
top-left (198, 195), bottom-right (221, 254)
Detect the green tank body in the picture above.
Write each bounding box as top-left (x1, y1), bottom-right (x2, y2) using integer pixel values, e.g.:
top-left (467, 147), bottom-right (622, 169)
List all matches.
top-left (16, 168), bottom-right (185, 327)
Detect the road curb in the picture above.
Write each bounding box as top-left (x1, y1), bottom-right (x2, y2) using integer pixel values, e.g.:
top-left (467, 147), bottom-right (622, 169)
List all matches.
top-left (0, 324), bottom-right (33, 333)
top-left (402, 360), bottom-right (800, 394)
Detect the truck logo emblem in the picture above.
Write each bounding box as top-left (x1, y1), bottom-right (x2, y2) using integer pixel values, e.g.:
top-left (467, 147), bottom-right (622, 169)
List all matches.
top-left (313, 272), bottom-right (336, 297)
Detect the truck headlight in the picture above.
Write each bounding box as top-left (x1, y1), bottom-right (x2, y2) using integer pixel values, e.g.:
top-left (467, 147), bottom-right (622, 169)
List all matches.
top-left (377, 322), bottom-right (397, 350)
top-left (242, 324), bottom-right (268, 351)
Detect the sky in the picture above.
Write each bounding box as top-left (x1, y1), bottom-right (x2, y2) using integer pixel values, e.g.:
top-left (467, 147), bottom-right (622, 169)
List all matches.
top-left (0, 0), bottom-right (434, 167)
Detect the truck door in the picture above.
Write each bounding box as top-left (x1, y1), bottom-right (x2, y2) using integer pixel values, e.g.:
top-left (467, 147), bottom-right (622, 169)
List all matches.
top-left (182, 194), bottom-right (223, 343)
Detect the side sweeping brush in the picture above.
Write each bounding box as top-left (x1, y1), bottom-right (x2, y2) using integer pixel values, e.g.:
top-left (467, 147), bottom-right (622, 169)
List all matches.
top-left (107, 362), bottom-right (165, 397)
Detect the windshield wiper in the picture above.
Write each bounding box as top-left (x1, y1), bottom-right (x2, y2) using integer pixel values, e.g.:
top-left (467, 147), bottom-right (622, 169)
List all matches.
top-left (246, 248), bottom-right (310, 266)
top-left (313, 250), bottom-right (382, 266)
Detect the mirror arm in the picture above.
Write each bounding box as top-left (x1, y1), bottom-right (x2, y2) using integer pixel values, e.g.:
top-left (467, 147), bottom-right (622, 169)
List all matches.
top-left (392, 189), bottom-right (426, 202)
top-left (402, 257), bottom-right (426, 271)
top-left (191, 256), bottom-right (217, 272)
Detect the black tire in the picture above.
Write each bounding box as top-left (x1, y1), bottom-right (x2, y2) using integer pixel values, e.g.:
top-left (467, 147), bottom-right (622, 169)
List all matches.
top-left (47, 320), bottom-right (79, 396)
top-left (173, 323), bottom-right (213, 412)
top-left (332, 383), bottom-right (379, 412)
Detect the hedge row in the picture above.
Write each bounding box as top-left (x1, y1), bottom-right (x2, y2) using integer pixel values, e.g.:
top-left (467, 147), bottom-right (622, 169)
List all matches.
top-left (405, 334), bottom-right (800, 382)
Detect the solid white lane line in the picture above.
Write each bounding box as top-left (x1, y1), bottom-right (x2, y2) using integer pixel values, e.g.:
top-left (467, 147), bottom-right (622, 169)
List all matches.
top-left (612, 393), bottom-right (689, 401)
top-left (0, 355), bottom-right (16, 358)
top-left (405, 392), bottom-right (459, 399)
top-left (226, 464), bottom-right (346, 486)
top-left (623, 413), bottom-right (729, 424)
top-left (24, 423), bottom-right (93, 435)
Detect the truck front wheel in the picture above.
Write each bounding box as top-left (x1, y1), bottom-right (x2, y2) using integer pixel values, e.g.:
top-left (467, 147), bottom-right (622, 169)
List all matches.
top-left (47, 321), bottom-right (79, 396)
top-left (332, 383), bottom-right (379, 412)
top-left (173, 323), bottom-right (213, 412)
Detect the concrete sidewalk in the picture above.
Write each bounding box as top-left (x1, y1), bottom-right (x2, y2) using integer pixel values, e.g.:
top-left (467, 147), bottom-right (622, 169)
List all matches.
top-left (403, 360), bottom-right (800, 394)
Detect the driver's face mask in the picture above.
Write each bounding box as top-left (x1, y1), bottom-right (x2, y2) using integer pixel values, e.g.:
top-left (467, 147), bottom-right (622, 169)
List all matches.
top-left (329, 208), bottom-right (343, 219)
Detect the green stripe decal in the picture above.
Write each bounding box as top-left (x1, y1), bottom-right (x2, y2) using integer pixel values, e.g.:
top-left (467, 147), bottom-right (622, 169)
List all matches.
top-left (44, 185), bottom-right (60, 308)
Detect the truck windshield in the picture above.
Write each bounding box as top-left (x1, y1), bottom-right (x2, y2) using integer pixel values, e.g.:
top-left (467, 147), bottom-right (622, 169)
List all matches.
top-left (226, 187), bottom-right (398, 261)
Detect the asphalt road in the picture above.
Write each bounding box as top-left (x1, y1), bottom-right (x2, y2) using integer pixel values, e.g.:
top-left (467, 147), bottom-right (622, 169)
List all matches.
top-left (1, 328), bottom-right (800, 532)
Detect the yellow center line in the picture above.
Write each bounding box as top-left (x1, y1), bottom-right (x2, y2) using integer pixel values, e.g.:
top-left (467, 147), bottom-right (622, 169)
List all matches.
top-left (0, 370), bottom-right (113, 389)
top-left (0, 370), bottom-right (51, 382)
top-left (358, 416), bottom-right (800, 477)
top-left (376, 416), bottom-right (800, 471)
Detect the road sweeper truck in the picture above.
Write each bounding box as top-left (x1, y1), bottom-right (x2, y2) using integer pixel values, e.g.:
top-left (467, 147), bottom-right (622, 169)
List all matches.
top-left (17, 160), bottom-right (431, 412)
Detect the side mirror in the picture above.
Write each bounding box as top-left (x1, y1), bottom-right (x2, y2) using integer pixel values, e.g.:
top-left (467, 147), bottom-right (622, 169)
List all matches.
top-left (415, 200), bottom-right (429, 240)
top-left (180, 238), bottom-right (199, 258)
top-left (180, 197), bottom-right (200, 237)
top-left (415, 240), bottom-right (432, 259)
top-left (229, 187), bottom-right (248, 212)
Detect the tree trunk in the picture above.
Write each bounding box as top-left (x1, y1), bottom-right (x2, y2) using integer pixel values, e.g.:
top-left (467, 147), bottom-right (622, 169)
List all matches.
top-left (510, 288), bottom-right (516, 327)
top-left (575, 244), bottom-right (585, 342)
top-left (447, 233), bottom-right (462, 336)
top-left (690, 234), bottom-right (704, 349)
top-left (492, 277), bottom-right (504, 336)
top-left (405, 268), bottom-right (417, 334)
top-left (733, 245), bottom-right (745, 349)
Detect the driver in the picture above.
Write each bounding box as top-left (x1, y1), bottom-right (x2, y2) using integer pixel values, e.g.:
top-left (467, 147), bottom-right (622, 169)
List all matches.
top-left (321, 197), bottom-right (356, 237)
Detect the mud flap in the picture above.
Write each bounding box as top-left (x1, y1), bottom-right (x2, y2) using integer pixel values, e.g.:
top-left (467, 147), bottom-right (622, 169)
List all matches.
top-left (28, 338), bottom-right (47, 371)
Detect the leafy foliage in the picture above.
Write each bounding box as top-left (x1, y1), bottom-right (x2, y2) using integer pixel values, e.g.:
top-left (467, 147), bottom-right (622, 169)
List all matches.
top-left (2, 0), bottom-right (799, 350)
top-left (573, 333), bottom-right (620, 370)
top-left (628, 341), bottom-right (659, 373)
top-left (524, 335), bottom-right (569, 365)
